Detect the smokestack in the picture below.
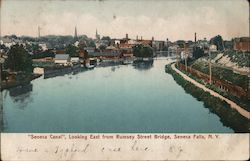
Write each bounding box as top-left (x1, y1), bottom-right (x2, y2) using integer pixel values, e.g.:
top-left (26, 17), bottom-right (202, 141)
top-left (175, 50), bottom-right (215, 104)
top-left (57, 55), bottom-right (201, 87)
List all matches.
top-left (74, 26), bottom-right (78, 40)
top-left (126, 33), bottom-right (128, 39)
top-left (136, 35), bottom-right (138, 40)
top-left (152, 36), bottom-right (154, 41)
top-left (195, 32), bottom-right (197, 43)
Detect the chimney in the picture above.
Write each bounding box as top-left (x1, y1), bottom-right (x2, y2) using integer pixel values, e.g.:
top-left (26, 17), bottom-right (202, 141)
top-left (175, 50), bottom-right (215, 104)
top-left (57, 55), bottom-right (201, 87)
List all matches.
top-left (126, 33), bottom-right (128, 39)
top-left (195, 32), bottom-right (197, 43)
top-left (152, 36), bottom-right (154, 41)
top-left (136, 35), bottom-right (138, 40)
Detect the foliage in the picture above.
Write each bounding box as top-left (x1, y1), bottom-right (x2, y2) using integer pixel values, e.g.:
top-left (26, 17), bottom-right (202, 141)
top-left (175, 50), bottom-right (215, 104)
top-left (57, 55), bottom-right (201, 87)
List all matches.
top-left (1, 70), bottom-right (8, 81)
top-left (78, 40), bottom-right (87, 50)
top-left (210, 35), bottom-right (224, 51)
top-left (176, 62), bottom-right (250, 112)
top-left (190, 60), bottom-right (248, 89)
top-left (25, 43), bottom-right (42, 54)
top-left (0, 44), bottom-right (9, 52)
top-left (88, 40), bottom-right (96, 48)
top-left (99, 44), bottom-right (107, 51)
top-left (192, 46), bottom-right (205, 59)
top-left (5, 44), bottom-right (32, 73)
top-left (101, 36), bottom-right (111, 41)
top-left (65, 44), bottom-right (79, 57)
top-left (132, 44), bottom-right (153, 58)
top-left (32, 50), bottom-right (55, 59)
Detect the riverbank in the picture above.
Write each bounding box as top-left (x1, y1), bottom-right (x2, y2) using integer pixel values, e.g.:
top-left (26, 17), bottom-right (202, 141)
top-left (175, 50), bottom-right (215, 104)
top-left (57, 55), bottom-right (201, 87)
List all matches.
top-left (179, 62), bottom-right (250, 112)
top-left (165, 63), bottom-right (250, 132)
top-left (1, 74), bottom-right (41, 91)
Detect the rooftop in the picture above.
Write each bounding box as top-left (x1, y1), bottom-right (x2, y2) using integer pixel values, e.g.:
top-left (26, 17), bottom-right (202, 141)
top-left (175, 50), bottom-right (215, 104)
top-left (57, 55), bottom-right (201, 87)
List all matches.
top-left (55, 54), bottom-right (70, 60)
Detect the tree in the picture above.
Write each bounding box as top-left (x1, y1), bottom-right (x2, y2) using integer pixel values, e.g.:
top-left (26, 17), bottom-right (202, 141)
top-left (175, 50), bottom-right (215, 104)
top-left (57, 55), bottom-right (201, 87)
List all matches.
top-left (78, 40), bottom-right (87, 50)
top-left (101, 36), bottom-right (111, 46)
top-left (32, 50), bottom-right (55, 59)
top-left (25, 43), bottom-right (42, 54)
top-left (193, 46), bottom-right (205, 59)
top-left (142, 46), bottom-right (153, 57)
top-left (65, 44), bottom-right (79, 57)
top-left (5, 44), bottom-right (32, 73)
top-left (88, 40), bottom-right (96, 48)
top-left (101, 36), bottom-right (111, 41)
top-left (99, 44), bottom-right (106, 51)
top-left (210, 35), bottom-right (224, 51)
top-left (132, 44), bottom-right (153, 58)
top-left (0, 44), bottom-right (9, 52)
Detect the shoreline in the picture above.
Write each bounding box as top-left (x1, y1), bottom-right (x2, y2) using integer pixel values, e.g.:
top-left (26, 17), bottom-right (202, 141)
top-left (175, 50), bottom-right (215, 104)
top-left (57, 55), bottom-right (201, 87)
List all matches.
top-left (171, 63), bottom-right (249, 119)
top-left (1, 74), bottom-right (42, 91)
top-left (165, 63), bottom-right (250, 132)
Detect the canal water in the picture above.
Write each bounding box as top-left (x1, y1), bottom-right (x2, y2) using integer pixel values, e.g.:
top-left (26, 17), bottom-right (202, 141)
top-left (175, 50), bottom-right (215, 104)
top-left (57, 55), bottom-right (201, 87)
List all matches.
top-left (2, 59), bottom-right (233, 133)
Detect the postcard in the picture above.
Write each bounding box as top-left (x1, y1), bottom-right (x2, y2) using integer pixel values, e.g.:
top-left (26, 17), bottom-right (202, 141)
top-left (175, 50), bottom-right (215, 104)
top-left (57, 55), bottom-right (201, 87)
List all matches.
top-left (0, 0), bottom-right (249, 160)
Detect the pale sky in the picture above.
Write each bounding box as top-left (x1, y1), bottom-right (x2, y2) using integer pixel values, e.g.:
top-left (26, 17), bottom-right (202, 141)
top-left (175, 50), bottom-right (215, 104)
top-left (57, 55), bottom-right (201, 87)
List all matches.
top-left (0, 0), bottom-right (249, 41)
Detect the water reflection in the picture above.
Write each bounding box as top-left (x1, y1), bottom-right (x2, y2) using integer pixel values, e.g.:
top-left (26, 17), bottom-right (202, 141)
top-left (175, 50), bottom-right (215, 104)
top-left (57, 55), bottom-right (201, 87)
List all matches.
top-left (9, 83), bottom-right (33, 110)
top-left (133, 59), bottom-right (154, 70)
top-left (98, 61), bottom-right (123, 67)
top-left (44, 66), bottom-right (87, 79)
top-left (3, 59), bottom-right (234, 133)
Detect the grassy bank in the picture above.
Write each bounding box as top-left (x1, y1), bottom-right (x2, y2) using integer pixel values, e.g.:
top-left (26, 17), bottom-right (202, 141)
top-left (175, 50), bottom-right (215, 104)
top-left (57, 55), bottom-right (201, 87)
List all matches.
top-left (165, 63), bottom-right (250, 132)
top-left (187, 60), bottom-right (250, 112)
top-left (191, 60), bottom-right (248, 89)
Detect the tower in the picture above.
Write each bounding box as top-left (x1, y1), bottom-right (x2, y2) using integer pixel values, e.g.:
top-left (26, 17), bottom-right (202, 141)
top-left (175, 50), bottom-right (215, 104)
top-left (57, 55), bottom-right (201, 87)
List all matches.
top-left (74, 26), bottom-right (78, 40)
top-left (126, 33), bottom-right (128, 39)
top-left (96, 29), bottom-right (100, 40)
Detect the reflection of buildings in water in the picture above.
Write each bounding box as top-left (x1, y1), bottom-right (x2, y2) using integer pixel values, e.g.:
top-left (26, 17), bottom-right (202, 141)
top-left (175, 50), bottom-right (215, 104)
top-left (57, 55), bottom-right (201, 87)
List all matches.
top-left (44, 66), bottom-right (86, 79)
top-left (133, 59), bottom-right (154, 70)
top-left (9, 83), bottom-right (33, 110)
top-left (97, 61), bottom-right (123, 68)
top-left (1, 90), bottom-right (9, 132)
top-left (111, 66), bottom-right (116, 72)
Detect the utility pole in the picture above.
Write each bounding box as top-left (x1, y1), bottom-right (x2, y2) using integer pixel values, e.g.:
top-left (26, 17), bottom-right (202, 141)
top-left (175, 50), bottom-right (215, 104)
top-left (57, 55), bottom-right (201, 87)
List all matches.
top-left (184, 43), bottom-right (188, 71)
top-left (209, 46), bottom-right (212, 84)
top-left (176, 47), bottom-right (180, 67)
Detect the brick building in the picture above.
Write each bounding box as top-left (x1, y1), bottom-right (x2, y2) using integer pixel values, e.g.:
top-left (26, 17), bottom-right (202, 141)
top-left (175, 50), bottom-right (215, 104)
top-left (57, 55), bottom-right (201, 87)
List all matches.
top-left (233, 37), bottom-right (250, 52)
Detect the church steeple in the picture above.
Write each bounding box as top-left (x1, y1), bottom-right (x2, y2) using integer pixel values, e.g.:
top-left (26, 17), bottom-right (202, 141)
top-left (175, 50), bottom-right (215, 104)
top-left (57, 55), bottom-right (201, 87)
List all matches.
top-left (95, 28), bottom-right (100, 40)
